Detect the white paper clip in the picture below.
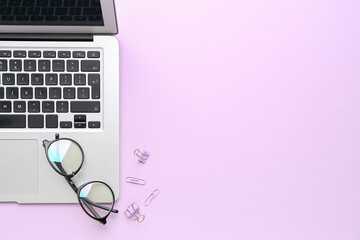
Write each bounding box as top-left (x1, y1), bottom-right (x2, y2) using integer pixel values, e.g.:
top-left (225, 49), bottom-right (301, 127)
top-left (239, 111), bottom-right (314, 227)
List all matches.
top-left (144, 189), bottom-right (160, 206)
top-left (124, 202), bottom-right (145, 223)
top-left (125, 177), bottom-right (146, 185)
top-left (134, 149), bottom-right (150, 163)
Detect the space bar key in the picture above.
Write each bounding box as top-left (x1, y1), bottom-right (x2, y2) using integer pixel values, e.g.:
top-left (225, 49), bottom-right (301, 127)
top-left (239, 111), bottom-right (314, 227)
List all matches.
top-left (0, 115), bottom-right (26, 128)
top-left (71, 101), bottom-right (100, 113)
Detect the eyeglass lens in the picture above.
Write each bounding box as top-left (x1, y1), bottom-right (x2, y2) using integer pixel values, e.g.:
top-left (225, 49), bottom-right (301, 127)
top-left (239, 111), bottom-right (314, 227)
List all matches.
top-left (47, 139), bottom-right (83, 176)
top-left (79, 182), bottom-right (114, 219)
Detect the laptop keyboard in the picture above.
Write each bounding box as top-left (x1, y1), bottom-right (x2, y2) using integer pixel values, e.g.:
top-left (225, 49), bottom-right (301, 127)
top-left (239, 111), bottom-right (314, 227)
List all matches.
top-left (0, 0), bottom-right (103, 25)
top-left (0, 48), bottom-right (102, 129)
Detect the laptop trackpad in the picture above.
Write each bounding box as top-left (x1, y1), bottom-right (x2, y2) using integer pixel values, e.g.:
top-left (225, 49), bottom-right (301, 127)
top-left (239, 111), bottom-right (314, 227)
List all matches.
top-left (0, 140), bottom-right (38, 195)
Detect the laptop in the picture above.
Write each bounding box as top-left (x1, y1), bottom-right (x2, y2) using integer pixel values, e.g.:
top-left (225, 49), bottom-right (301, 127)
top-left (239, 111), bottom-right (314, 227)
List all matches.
top-left (0, 0), bottom-right (119, 203)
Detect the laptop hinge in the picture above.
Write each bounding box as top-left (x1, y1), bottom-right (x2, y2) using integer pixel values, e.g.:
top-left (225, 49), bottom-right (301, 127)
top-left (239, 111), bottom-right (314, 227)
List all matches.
top-left (0, 34), bottom-right (93, 41)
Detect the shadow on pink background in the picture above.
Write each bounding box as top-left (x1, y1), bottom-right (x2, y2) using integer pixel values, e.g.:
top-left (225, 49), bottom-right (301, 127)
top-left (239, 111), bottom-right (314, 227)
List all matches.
top-left (2, 0), bottom-right (360, 239)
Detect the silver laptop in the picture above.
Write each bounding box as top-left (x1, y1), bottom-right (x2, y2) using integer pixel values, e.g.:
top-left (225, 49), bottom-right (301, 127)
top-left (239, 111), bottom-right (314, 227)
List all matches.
top-left (0, 0), bottom-right (119, 203)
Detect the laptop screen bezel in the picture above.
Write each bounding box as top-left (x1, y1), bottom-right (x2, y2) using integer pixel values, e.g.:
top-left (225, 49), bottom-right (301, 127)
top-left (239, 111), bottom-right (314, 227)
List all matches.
top-left (0, 0), bottom-right (118, 34)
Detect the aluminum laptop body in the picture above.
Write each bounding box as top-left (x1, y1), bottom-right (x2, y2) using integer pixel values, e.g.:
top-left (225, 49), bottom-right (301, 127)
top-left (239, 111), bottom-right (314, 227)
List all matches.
top-left (0, 0), bottom-right (119, 203)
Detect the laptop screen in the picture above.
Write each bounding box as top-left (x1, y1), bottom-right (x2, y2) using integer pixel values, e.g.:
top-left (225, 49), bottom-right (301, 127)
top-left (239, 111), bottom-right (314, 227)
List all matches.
top-left (0, 0), bottom-right (104, 26)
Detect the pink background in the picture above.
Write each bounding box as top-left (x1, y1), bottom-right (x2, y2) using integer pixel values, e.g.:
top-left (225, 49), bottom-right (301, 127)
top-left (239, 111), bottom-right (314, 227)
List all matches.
top-left (2, 0), bottom-right (360, 239)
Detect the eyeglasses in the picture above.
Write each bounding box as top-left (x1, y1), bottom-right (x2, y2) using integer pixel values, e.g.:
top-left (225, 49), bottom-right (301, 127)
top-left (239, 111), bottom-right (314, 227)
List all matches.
top-left (42, 133), bottom-right (118, 224)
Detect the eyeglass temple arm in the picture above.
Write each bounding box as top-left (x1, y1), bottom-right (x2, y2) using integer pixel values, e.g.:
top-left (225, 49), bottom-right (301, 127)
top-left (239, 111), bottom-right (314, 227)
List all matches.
top-left (80, 197), bottom-right (119, 213)
top-left (52, 162), bottom-right (78, 193)
top-left (81, 199), bottom-right (101, 218)
top-left (55, 163), bottom-right (118, 214)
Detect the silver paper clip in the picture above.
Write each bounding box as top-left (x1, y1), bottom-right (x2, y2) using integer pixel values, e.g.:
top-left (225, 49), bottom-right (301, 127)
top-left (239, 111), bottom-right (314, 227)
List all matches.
top-left (124, 202), bottom-right (145, 223)
top-left (144, 189), bottom-right (160, 206)
top-left (125, 177), bottom-right (146, 185)
top-left (134, 149), bottom-right (150, 163)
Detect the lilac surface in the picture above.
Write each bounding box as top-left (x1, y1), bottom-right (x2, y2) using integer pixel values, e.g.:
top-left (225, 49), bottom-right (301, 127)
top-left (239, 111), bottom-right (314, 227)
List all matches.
top-left (2, 0), bottom-right (360, 239)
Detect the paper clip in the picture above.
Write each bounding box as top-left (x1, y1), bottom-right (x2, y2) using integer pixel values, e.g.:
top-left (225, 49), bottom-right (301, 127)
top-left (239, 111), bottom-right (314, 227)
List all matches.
top-left (144, 189), bottom-right (160, 206)
top-left (125, 177), bottom-right (146, 185)
top-left (134, 149), bottom-right (150, 163)
top-left (124, 202), bottom-right (145, 223)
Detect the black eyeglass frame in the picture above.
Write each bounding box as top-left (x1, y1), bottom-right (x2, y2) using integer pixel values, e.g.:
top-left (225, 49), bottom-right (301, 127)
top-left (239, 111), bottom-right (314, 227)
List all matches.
top-left (42, 133), bottom-right (118, 225)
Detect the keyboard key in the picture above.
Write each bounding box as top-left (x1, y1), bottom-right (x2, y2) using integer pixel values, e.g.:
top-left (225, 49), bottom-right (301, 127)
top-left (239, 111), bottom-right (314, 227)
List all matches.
top-left (0, 60), bottom-right (7, 71)
top-left (13, 9), bottom-right (25, 16)
top-left (74, 114), bottom-right (86, 122)
top-left (71, 101), bottom-right (100, 113)
top-left (81, 60), bottom-right (100, 72)
top-left (28, 51), bottom-right (41, 58)
top-left (88, 74), bottom-right (100, 99)
top-left (77, 87), bottom-right (90, 99)
top-left (58, 51), bottom-right (71, 58)
top-left (31, 73), bottom-right (44, 85)
top-left (77, 0), bottom-right (89, 7)
top-left (43, 51), bottom-right (56, 58)
top-left (0, 101), bottom-right (11, 112)
top-left (28, 7), bottom-right (40, 15)
top-left (74, 122), bottom-right (86, 128)
top-left (74, 16), bottom-right (87, 21)
top-left (56, 101), bottom-right (68, 113)
top-left (46, 16), bottom-right (58, 21)
top-left (9, 60), bottom-right (22, 71)
top-left (50, 0), bottom-right (62, 6)
top-left (0, 51), bottom-right (11, 58)
top-left (16, 16), bottom-right (29, 21)
top-left (87, 51), bottom-right (100, 58)
top-left (63, 87), bottom-right (75, 99)
top-left (28, 115), bottom-right (44, 128)
top-left (28, 101), bottom-right (40, 113)
top-left (6, 87), bottom-right (18, 99)
top-left (23, 0), bottom-right (35, 6)
top-left (88, 121), bottom-right (100, 128)
top-left (31, 16), bottom-right (45, 22)
top-left (88, 15), bottom-right (101, 20)
top-left (0, 7), bottom-right (12, 15)
top-left (0, 7), bottom-right (10, 13)
top-left (46, 115), bottom-right (58, 128)
top-left (53, 60), bottom-right (65, 72)
top-left (2, 15), bottom-right (14, 21)
top-left (35, 87), bottom-right (47, 99)
top-left (83, 7), bottom-right (101, 15)
top-left (49, 87), bottom-right (61, 99)
top-left (74, 74), bottom-right (86, 85)
top-left (73, 51), bottom-right (85, 58)
top-left (14, 101), bottom-right (26, 113)
top-left (42, 101), bottom-right (54, 113)
top-left (67, 60), bottom-right (79, 72)
top-left (0, 115), bottom-right (26, 128)
top-left (60, 74), bottom-right (72, 85)
top-left (31, 16), bottom-right (44, 21)
top-left (2, 73), bottom-right (15, 85)
top-left (91, 0), bottom-right (100, 7)
top-left (55, 7), bottom-right (67, 15)
top-left (17, 74), bottom-right (29, 85)
top-left (60, 121), bottom-right (72, 128)
top-left (41, 7), bottom-right (54, 15)
top-left (60, 16), bottom-right (72, 21)
top-left (0, 87), bottom-right (3, 99)
top-left (69, 7), bottom-right (81, 15)
top-left (24, 60), bottom-right (36, 71)
top-left (9, 1), bottom-right (23, 7)
top-left (38, 60), bottom-right (51, 72)
top-left (14, 51), bottom-right (26, 58)
top-left (21, 87), bottom-right (33, 99)
top-left (64, 0), bottom-right (75, 7)
top-left (45, 74), bottom-right (58, 85)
